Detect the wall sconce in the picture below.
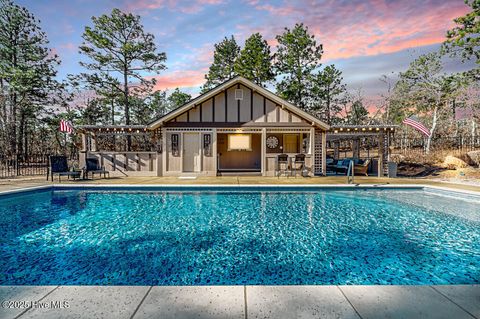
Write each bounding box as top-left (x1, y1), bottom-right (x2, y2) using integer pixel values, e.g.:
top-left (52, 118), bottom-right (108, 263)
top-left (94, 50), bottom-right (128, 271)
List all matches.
top-left (203, 134), bottom-right (212, 157)
top-left (171, 134), bottom-right (179, 156)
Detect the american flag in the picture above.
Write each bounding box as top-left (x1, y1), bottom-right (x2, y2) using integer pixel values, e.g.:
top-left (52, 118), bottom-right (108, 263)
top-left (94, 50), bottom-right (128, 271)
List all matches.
top-left (59, 119), bottom-right (74, 134)
top-left (402, 116), bottom-right (431, 137)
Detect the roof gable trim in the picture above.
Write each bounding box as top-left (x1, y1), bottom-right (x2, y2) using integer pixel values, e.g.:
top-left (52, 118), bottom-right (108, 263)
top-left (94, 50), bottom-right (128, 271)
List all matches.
top-left (148, 76), bottom-right (329, 130)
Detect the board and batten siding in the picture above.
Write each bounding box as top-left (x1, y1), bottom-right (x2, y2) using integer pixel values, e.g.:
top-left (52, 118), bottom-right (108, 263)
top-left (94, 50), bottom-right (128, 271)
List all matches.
top-left (166, 84), bottom-right (310, 126)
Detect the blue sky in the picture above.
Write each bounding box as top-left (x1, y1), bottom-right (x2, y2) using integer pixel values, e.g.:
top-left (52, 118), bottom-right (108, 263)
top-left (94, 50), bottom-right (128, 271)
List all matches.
top-left (17, 0), bottom-right (471, 101)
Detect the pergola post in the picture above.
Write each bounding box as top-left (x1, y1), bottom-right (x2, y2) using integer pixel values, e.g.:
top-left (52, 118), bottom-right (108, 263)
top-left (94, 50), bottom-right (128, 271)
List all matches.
top-left (91, 133), bottom-right (98, 152)
top-left (333, 141), bottom-right (340, 159)
top-left (161, 127), bottom-right (167, 177)
top-left (79, 133), bottom-right (87, 169)
top-left (321, 131), bottom-right (327, 175)
top-left (261, 127), bottom-right (266, 176)
top-left (378, 132), bottom-right (385, 177)
top-left (352, 138), bottom-right (360, 159)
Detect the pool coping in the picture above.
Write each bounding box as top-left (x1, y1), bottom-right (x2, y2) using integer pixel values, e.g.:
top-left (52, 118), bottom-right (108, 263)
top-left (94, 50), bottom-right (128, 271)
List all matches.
top-left (1, 183), bottom-right (480, 196)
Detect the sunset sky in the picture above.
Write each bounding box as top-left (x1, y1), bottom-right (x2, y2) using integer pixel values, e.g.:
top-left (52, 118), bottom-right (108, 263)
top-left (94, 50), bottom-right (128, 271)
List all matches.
top-left (18, 0), bottom-right (471, 100)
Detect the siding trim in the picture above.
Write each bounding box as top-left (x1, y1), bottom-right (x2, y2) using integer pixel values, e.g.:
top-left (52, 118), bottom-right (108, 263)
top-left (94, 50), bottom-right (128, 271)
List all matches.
top-left (250, 88), bottom-right (253, 121)
top-left (237, 84), bottom-right (240, 122)
top-left (212, 97), bottom-right (215, 122)
top-left (263, 97), bottom-right (266, 122)
top-left (224, 90), bottom-right (228, 122)
top-left (199, 103), bottom-right (203, 122)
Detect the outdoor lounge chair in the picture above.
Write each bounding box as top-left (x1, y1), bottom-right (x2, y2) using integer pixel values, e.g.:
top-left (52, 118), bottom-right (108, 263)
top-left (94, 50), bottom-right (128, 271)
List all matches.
top-left (85, 157), bottom-right (110, 179)
top-left (354, 159), bottom-right (371, 176)
top-left (292, 153), bottom-right (306, 177)
top-left (276, 154), bottom-right (290, 177)
top-left (48, 155), bottom-right (81, 182)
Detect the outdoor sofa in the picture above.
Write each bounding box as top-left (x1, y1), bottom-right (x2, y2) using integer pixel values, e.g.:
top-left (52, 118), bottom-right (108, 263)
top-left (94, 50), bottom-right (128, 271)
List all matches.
top-left (329, 158), bottom-right (371, 175)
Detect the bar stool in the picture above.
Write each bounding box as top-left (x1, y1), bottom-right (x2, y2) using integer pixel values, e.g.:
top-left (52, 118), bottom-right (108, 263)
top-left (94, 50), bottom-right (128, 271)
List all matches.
top-left (276, 154), bottom-right (290, 177)
top-left (292, 153), bottom-right (306, 177)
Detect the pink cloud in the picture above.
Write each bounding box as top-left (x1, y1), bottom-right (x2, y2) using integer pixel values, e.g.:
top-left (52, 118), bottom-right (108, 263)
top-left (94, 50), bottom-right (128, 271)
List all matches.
top-left (148, 70), bottom-right (206, 90)
top-left (198, 0), bottom-right (224, 4)
top-left (243, 0), bottom-right (470, 61)
top-left (254, 4), bottom-right (297, 16)
top-left (59, 42), bottom-right (76, 51)
top-left (123, 0), bottom-right (223, 14)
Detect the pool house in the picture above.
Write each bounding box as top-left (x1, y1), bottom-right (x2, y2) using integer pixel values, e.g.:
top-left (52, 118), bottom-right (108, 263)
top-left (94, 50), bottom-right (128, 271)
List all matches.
top-left (78, 76), bottom-right (396, 177)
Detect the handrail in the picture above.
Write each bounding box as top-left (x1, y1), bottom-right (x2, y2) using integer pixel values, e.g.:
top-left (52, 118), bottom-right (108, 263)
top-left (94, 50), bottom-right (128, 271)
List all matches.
top-left (347, 160), bottom-right (354, 184)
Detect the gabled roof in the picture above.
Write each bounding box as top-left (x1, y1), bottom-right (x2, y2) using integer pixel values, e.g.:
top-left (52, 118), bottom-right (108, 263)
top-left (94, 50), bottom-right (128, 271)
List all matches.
top-left (147, 76), bottom-right (330, 130)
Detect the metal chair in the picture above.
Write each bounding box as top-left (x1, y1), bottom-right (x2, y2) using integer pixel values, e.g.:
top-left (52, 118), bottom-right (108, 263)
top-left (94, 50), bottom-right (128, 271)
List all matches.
top-left (276, 154), bottom-right (290, 178)
top-left (48, 155), bottom-right (81, 182)
top-left (292, 153), bottom-right (306, 177)
top-left (84, 157), bottom-right (110, 179)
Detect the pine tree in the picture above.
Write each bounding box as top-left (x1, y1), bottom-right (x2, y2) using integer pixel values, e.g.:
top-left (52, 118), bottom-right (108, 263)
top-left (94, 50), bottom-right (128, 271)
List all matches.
top-left (274, 23), bottom-right (323, 110)
top-left (168, 88), bottom-right (191, 109)
top-left (234, 33), bottom-right (274, 86)
top-left (201, 36), bottom-right (240, 93)
top-left (78, 8), bottom-right (166, 149)
top-left (312, 65), bottom-right (347, 124)
top-left (0, 0), bottom-right (60, 155)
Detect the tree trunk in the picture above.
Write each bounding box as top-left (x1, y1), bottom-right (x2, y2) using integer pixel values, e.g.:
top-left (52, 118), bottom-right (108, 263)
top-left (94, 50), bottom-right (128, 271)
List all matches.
top-left (111, 96), bottom-right (116, 151)
top-left (425, 106), bottom-right (438, 154)
top-left (9, 92), bottom-right (17, 155)
top-left (123, 68), bottom-right (131, 151)
top-left (472, 118), bottom-right (476, 143)
top-left (325, 86), bottom-right (331, 124)
top-left (9, 36), bottom-right (18, 156)
top-left (24, 118), bottom-right (28, 157)
top-left (17, 110), bottom-right (25, 156)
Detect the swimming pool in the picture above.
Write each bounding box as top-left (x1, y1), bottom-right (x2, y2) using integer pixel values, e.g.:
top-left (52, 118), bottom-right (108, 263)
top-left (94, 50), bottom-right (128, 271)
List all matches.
top-left (0, 186), bottom-right (479, 285)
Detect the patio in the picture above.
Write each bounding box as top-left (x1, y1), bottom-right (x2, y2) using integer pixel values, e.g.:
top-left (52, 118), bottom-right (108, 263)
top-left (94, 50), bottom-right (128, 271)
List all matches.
top-left (1, 284), bottom-right (478, 319)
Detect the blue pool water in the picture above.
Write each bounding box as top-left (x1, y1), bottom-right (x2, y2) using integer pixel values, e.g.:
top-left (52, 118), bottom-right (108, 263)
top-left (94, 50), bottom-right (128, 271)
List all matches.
top-left (0, 186), bottom-right (479, 285)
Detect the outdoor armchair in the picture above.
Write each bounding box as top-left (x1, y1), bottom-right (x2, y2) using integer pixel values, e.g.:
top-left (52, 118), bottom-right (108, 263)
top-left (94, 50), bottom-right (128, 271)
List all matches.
top-left (85, 157), bottom-right (110, 179)
top-left (48, 155), bottom-right (81, 182)
top-left (354, 159), bottom-right (371, 176)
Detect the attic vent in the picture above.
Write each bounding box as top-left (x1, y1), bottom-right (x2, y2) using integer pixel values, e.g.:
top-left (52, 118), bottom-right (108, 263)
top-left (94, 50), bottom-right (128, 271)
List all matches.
top-left (235, 89), bottom-right (243, 100)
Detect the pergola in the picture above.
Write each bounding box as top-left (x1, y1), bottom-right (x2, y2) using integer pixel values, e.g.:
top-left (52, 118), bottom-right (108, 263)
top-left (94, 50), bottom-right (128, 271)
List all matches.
top-left (327, 125), bottom-right (398, 176)
top-left (78, 125), bottom-right (157, 152)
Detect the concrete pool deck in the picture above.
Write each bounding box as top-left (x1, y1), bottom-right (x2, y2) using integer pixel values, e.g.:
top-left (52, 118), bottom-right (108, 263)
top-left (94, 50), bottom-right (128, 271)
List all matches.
top-left (1, 285), bottom-right (479, 319)
top-left (0, 177), bottom-right (479, 319)
top-left (1, 175), bottom-right (480, 193)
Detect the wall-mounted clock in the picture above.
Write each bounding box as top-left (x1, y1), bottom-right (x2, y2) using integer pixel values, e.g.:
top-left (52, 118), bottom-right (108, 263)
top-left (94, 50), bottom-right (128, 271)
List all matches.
top-left (266, 136), bottom-right (279, 149)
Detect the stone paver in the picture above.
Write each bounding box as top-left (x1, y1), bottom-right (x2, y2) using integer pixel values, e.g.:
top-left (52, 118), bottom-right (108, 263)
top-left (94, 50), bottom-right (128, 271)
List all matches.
top-left (0, 286), bottom-right (57, 319)
top-left (247, 286), bottom-right (360, 319)
top-left (133, 286), bottom-right (244, 319)
top-left (432, 285), bottom-right (480, 318)
top-left (340, 285), bottom-right (476, 319)
top-left (19, 286), bottom-right (150, 319)
top-left (1, 285), bottom-right (479, 319)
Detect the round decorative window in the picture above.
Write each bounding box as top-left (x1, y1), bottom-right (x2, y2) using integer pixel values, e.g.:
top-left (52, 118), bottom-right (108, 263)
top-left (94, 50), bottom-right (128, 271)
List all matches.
top-left (266, 136), bottom-right (279, 149)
